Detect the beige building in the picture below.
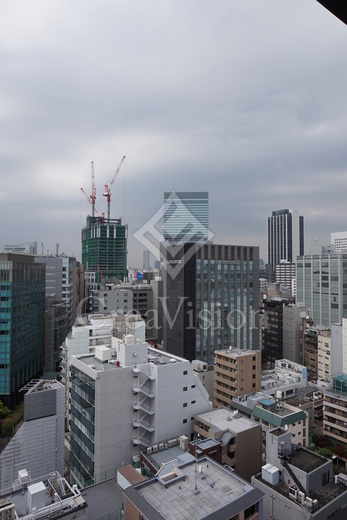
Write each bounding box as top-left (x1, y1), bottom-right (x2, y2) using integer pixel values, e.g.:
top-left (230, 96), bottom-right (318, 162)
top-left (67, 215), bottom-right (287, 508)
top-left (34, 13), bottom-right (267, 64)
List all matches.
top-left (317, 331), bottom-right (332, 381)
top-left (194, 407), bottom-right (262, 482)
top-left (323, 374), bottom-right (347, 451)
top-left (214, 348), bottom-right (261, 407)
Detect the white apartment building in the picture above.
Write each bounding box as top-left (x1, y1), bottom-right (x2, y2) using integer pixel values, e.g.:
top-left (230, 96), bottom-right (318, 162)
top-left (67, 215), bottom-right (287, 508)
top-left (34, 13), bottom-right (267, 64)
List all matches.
top-left (69, 339), bottom-right (212, 487)
top-left (261, 359), bottom-right (308, 398)
top-left (331, 231), bottom-right (347, 253)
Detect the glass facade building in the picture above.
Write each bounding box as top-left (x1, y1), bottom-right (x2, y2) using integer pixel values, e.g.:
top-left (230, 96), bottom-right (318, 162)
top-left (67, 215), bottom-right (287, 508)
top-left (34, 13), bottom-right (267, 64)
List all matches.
top-left (268, 209), bottom-right (304, 269)
top-left (163, 243), bottom-right (259, 364)
top-left (0, 254), bottom-right (45, 408)
top-left (163, 192), bottom-right (209, 243)
top-left (69, 364), bottom-right (96, 487)
top-left (297, 253), bottom-right (347, 327)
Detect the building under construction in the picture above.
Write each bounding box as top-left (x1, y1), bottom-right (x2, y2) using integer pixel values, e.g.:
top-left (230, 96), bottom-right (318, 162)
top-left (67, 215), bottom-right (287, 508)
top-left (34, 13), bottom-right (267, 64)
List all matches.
top-left (81, 158), bottom-right (128, 285)
top-left (81, 215), bottom-right (128, 284)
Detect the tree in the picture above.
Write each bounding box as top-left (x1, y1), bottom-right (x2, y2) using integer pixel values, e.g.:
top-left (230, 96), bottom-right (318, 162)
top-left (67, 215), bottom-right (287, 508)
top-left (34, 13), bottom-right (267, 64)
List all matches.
top-left (0, 400), bottom-right (10, 419)
top-left (1, 418), bottom-right (14, 441)
top-left (334, 444), bottom-right (346, 459)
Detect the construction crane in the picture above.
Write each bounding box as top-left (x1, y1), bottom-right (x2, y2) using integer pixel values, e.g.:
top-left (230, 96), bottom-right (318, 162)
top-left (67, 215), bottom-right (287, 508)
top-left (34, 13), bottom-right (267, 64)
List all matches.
top-left (80, 188), bottom-right (105, 219)
top-left (90, 161), bottom-right (96, 217)
top-left (103, 155), bottom-right (126, 222)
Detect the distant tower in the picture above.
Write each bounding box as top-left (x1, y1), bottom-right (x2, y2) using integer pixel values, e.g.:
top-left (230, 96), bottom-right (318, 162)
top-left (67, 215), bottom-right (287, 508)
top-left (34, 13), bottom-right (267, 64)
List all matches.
top-left (143, 250), bottom-right (150, 270)
top-left (163, 192), bottom-right (209, 243)
top-left (268, 209), bottom-right (304, 269)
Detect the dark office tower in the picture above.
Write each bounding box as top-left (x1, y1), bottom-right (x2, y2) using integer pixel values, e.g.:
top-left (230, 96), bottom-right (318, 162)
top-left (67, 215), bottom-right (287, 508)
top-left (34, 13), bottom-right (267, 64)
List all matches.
top-left (164, 192), bottom-right (209, 243)
top-left (81, 215), bottom-right (128, 284)
top-left (0, 254), bottom-right (45, 408)
top-left (262, 298), bottom-right (288, 369)
top-left (163, 243), bottom-right (259, 364)
top-left (268, 209), bottom-right (304, 269)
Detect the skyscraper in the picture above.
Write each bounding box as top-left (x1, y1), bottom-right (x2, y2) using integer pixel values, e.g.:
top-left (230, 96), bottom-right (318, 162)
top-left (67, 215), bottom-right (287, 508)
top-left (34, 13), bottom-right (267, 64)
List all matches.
top-left (268, 209), bottom-right (304, 269)
top-left (163, 243), bottom-right (259, 364)
top-left (163, 192), bottom-right (209, 243)
top-left (0, 254), bottom-right (45, 408)
top-left (81, 215), bottom-right (128, 284)
top-left (297, 253), bottom-right (347, 327)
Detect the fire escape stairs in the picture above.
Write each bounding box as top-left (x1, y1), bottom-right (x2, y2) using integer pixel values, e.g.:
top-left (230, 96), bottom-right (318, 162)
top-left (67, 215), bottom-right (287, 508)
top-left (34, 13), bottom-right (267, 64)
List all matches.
top-left (282, 460), bottom-right (306, 495)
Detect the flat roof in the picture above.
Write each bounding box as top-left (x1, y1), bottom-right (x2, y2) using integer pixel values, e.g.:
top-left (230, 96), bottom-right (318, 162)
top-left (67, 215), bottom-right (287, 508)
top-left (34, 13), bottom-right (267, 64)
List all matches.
top-left (195, 408), bottom-right (259, 434)
top-left (125, 457), bottom-right (263, 520)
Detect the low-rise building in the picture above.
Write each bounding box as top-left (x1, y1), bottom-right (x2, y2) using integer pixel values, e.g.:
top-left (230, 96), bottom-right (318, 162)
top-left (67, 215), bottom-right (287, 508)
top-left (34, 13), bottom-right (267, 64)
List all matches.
top-left (252, 398), bottom-right (308, 447)
top-left (260, 359), bottom-right (308, 398)
top-left (194, 407), bottom-right (262, 482)
top-left (252, 427), bottom-right (347, 519)
top-left (0, 471), bottom-right (87, 519)
top-left (123, 456), bottom-right (264, 520)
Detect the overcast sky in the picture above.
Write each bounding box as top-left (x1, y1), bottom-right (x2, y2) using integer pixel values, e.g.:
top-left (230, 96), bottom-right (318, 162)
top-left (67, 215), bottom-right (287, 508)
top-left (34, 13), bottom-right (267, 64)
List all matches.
top-left (1, 1), bottom-right (347, 266)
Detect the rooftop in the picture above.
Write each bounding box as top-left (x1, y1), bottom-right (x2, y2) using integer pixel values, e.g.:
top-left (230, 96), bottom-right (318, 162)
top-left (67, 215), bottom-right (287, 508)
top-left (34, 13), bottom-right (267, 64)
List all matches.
top-left (196, 407), bottom-right (259, 434)
top-left (125, 457), bottom-right (263, 520)
top-left (3, 472), bottom-right (87, 519)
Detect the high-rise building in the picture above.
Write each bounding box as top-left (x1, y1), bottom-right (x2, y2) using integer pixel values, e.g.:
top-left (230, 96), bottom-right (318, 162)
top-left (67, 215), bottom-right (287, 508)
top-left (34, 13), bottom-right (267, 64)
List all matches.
top-left (81, 215), bottom-right (128, 284)
top-left (163, 191), bottom-right (209, 242)
top-left (268, 209), bottom-right (304, 269)
top-left (331, 231), bottom-right (347, 253)
top-left (261, 298), bottom-right (288, 368)
top-left (163, 243), bottom-right (259, 364)
top-left (69, 339), bottom-right (211, 487)
top-left (296, 253), bottom-right (347, 327)
top-left (0, 253), bottom-right (45, 408)
top-left (34, 255), bottom-right (77, 329)
top-left (143, 249), bottom-right (150, 270)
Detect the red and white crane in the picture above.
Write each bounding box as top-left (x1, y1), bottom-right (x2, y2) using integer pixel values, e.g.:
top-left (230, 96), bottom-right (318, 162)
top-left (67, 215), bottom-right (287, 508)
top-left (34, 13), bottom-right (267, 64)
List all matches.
top-left (103, 155), bottom-right (126, 221)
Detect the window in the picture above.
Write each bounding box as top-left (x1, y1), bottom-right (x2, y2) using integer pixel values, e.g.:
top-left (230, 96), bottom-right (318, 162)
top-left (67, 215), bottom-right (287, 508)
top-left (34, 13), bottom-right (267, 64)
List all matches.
top-left (183, 419), bottom-right (187, 424)
top-left (183, 370), bottom-right (188, 375)
top-left (191, 384), bottom-right (196, 389)
top-left (191, 400), bottom-right (196, 404)
top-left (183, 403), bottom-right (187, 408)
top-left (183, 387), bottom-right (188, 391)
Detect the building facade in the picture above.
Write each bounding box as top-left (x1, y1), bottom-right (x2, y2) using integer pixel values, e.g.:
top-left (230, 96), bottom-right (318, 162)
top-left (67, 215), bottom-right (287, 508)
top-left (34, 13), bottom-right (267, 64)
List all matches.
top-left (0, 253), bottom-right (45, 408)
top-left (194, 407), bottom-right (262, 482)
top-left (331, 231), bottom-right (347, 253)
top-left (296, 253), bottom-right (347, 328)
top-left (163, 191), bottom-right (209, 243)
top-left (69, 340), bottom-right (211, 487)
top-left (268, 208), bottom-right (304, 269)
top-left (0, 380), bottom-right (65, 495)
top-left (214, 348), bottom-right (261, 407)
top-left (81, 215), bottom-right (128, 283)
top-left (163, 243), bottom-right (259, 364)
top-left (252, 427), bottom-right (347, 520)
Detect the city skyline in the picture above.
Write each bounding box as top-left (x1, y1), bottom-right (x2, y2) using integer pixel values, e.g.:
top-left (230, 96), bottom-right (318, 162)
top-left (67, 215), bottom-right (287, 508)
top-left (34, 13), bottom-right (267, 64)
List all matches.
top-left (1, 1), bottom-right (347, 265)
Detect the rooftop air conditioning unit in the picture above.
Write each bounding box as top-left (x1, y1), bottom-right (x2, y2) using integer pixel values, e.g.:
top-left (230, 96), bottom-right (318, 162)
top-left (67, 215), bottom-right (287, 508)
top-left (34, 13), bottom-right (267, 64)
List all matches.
top-left (289, 485), bottom-right (298, 500)
top-left (306, 497), bottom-right (313, 507)
top-left (159, 443), bottom-right (164, 450)
top-left (152, 445), bottom-right (158, 452)
top-left (298, 491), bottom-right (305, 503)
top-left (147, 447), bottom-right (152, 455)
